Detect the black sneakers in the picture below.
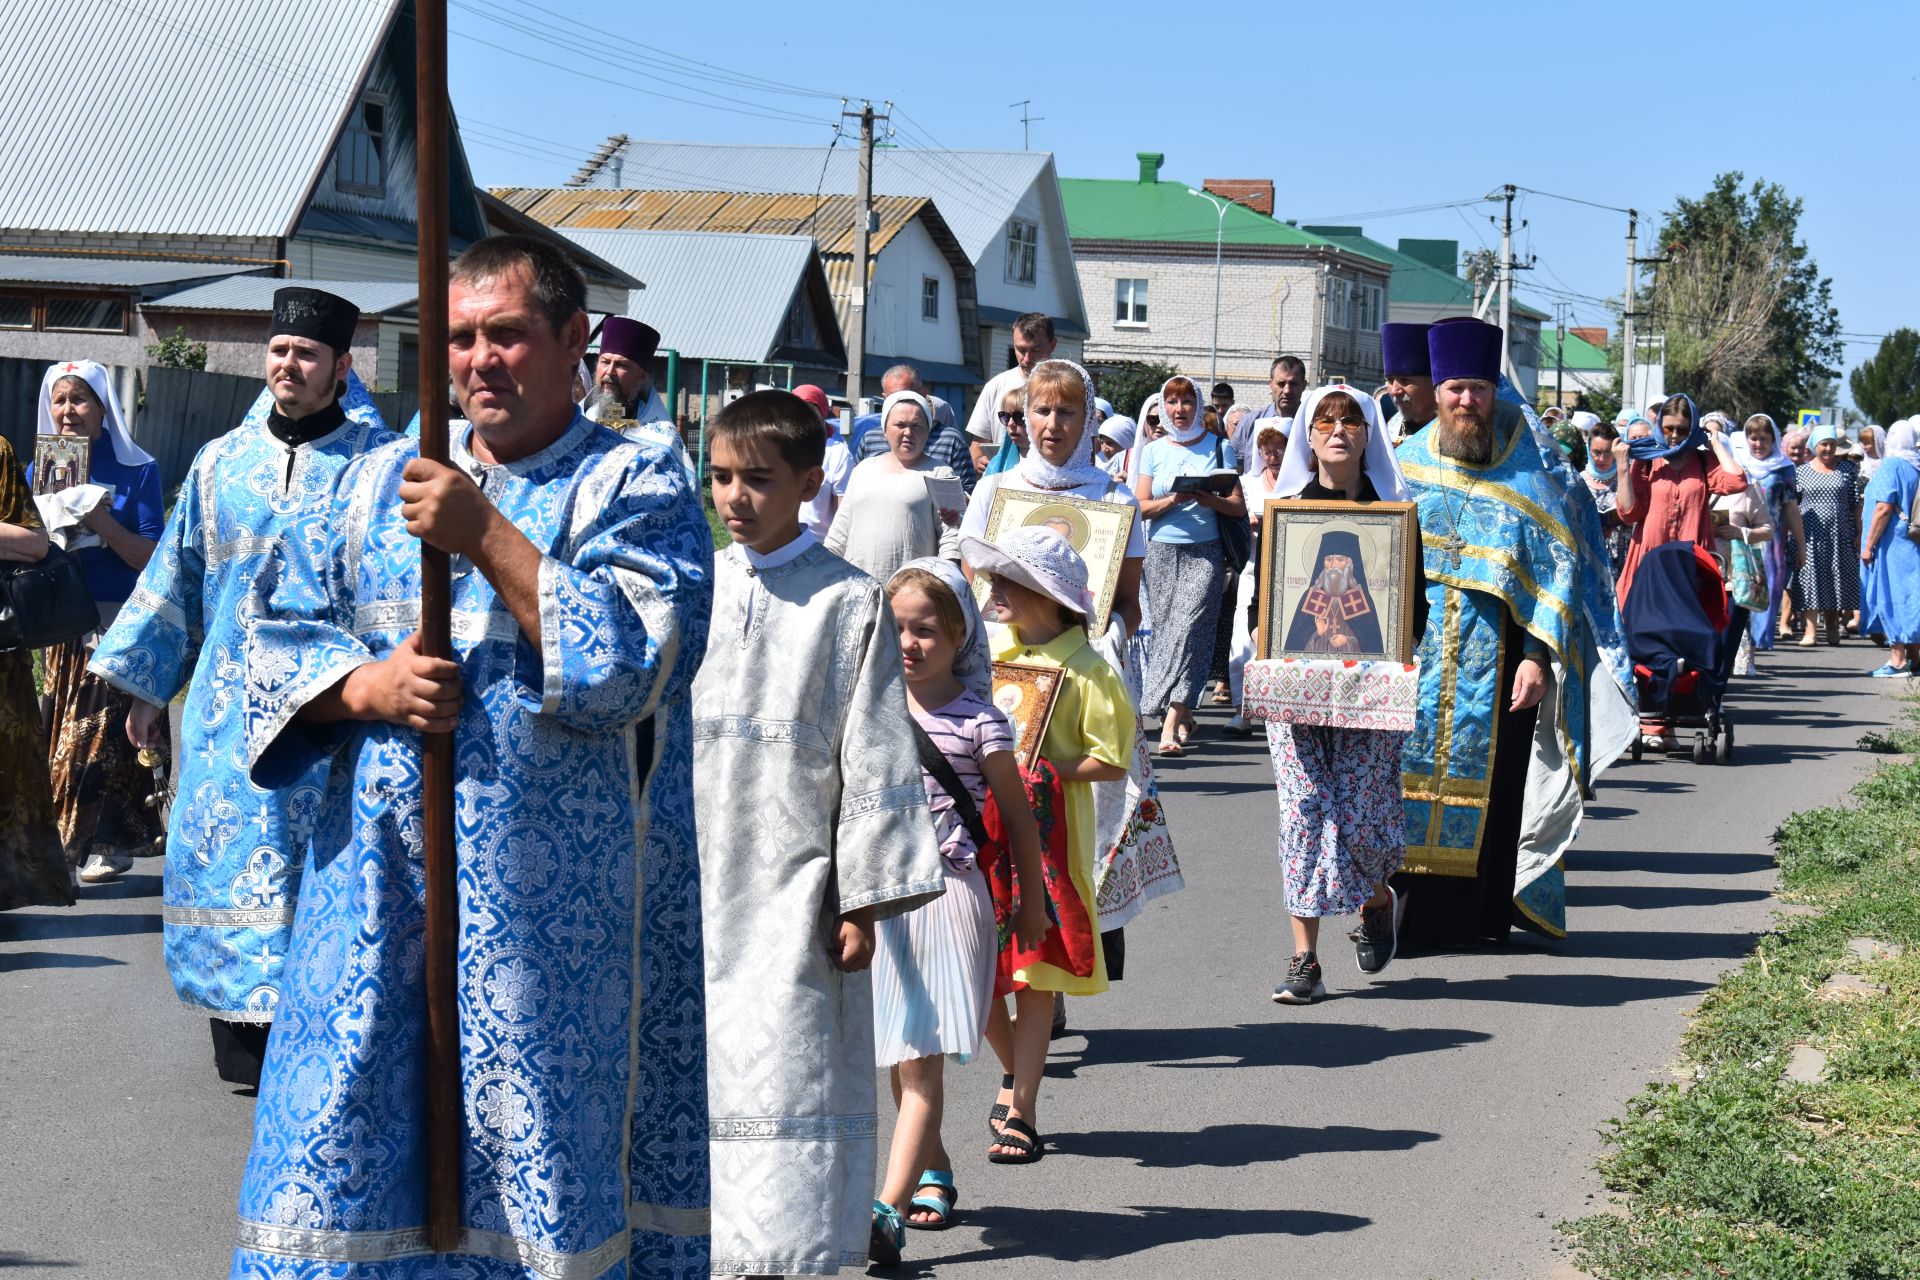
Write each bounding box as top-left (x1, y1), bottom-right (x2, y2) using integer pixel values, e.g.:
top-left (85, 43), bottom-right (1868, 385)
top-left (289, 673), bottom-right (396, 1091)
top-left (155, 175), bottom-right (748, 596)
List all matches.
top-left (1273, 951), bottom-right (1325, 1004)
top-left (1354, 888), bottom-right (1398, 975)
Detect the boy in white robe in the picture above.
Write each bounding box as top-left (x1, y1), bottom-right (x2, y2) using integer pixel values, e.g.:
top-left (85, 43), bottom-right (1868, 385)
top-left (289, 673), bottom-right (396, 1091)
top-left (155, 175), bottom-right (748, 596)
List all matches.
top-left (694, 389), bottom-right (946, 1277)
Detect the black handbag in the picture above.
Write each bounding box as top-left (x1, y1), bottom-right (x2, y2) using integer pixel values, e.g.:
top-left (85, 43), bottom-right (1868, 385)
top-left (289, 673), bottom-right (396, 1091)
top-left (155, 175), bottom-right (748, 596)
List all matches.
top-left (1211, 439), bottom-right (1254, 568)
top-left (0, 544), bottom-right (100, 652)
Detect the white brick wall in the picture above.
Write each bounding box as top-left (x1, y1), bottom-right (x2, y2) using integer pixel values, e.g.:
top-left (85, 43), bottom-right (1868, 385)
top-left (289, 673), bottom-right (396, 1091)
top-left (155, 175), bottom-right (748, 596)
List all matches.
top-left (1074, 251), bottom-right (1388, 390)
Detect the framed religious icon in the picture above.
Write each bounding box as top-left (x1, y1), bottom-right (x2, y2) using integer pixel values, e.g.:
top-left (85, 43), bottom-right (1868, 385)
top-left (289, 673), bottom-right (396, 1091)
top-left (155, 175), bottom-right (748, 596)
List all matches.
top-left (976, 488), bottom-right (1137, 634)
top-left (33, 434), bottom-right (89, 496)
top-left (1256, 499), bottom-right (1420, 663)
top-left (989, 661), bottom-right (1062, 772)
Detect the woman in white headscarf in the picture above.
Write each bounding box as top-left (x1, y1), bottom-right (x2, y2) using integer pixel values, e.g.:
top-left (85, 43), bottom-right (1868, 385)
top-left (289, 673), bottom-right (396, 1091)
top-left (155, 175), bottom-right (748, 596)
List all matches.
top-left (826, 388), bottom-right (961, 583)
top-left (1861, 419), bottom-right (1920, 677)
top-left (959, 359), bottom-right (1181, 995)
top-left (1132, 374), bottom-right (1247, 754)
top-left (1261, 385), bottom-right (1428, 1005)
top-left (30, 360), bottom-right (164, 885)
top-left (1733, 414), bottom-right (1805, 663)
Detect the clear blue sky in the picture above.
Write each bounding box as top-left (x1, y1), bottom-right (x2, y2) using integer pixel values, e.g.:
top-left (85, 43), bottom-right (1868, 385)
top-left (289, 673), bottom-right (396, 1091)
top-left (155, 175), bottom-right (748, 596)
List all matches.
top-left (449, 0), bottom-right (1918, 406)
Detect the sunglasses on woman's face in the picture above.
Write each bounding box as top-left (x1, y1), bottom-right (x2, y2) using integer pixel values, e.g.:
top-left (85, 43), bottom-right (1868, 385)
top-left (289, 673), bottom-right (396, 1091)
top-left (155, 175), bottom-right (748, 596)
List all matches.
top-left (997, 410), bottom-right (1026, 425)
top-left (1146, 414), bottom-right (1160, 426)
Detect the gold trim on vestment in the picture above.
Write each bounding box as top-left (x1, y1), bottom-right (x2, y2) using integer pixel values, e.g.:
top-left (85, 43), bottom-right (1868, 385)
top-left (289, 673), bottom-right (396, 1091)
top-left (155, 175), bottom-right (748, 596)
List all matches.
top-left (1403, 586), bottom-right (1505, 877)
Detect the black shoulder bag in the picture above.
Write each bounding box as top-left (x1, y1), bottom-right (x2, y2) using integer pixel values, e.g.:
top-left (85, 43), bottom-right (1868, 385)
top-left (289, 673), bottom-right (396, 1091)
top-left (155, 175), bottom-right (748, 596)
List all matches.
top-left (1210, 438), bottom-right (1254, 569)
top-left (0, 544), bottom-right (99, 653)
top-left (909, 719), bottom-right (994, 866)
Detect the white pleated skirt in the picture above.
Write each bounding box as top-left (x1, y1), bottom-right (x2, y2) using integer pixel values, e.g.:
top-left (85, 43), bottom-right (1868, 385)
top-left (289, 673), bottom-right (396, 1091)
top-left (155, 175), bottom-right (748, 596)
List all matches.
top-left (871, 862), bottom-right (997, 1067)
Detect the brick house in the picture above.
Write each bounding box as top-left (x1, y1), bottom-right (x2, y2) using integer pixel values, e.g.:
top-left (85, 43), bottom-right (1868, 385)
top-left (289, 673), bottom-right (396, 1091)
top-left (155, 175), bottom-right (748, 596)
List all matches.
top-left (1061, 153), bottom-right (1394, 397)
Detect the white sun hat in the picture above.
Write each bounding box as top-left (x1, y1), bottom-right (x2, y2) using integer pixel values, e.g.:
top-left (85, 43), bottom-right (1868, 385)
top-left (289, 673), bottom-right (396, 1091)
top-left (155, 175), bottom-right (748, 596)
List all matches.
top-left (959, 526), bottom-right (1094, 617)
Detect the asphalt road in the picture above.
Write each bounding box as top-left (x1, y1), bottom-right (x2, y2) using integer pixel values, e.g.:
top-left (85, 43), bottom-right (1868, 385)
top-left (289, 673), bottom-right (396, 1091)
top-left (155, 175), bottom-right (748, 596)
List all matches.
top-left (1, 640), bottom-right (1902, 1279)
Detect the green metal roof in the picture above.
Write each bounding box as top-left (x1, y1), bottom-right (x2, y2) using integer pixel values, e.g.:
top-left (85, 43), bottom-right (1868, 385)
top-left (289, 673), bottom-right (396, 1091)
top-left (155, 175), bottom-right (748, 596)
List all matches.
top-left (1300, 225), bottom-right (1549, 322)
top-left (1061, 177), bottom-right (1388, 268)
top-left (1538, 328), bottom-right (1611, 371)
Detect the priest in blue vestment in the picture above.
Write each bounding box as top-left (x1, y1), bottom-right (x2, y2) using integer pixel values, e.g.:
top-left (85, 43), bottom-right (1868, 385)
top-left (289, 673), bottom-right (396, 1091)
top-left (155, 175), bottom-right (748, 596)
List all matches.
top-left (91, 287), bottom-right (394, 1087)
top-left (1394, 318), bottom-right (1634, 942)
top-left (229, 236), bottom-right (714, 1278)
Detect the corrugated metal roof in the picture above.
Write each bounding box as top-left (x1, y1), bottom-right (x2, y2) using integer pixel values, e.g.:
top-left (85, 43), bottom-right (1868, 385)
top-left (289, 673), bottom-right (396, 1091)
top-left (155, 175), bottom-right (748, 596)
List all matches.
top-left (613, 142), bottom-right (1052, 266)
top-left (558, 230), bottom-right (829, 364)
top-left (492, 188), bottom-right (928, 258)
top-left (0, 0), bottom-right (397, 237)
top-left (1539, 328), bottom-right (1611, 371)
top-left (144, 277), bottom-right (418, 315)
top-left (0, 256), bottom-right (268, 287)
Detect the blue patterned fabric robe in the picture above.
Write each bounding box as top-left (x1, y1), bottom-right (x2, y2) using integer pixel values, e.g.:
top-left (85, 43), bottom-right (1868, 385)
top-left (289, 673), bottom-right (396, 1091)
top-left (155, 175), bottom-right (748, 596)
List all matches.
top-left (230, 414), bottom-right (713, 1279)
top-left (89, 373), bottom-right (392, 1022)
top-left (1395, 388), bottom-right (1634, 936)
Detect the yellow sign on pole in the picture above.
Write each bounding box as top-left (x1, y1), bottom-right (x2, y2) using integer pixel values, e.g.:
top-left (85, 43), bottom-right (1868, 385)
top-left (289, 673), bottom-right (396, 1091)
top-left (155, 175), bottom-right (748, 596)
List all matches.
top-left (1797, 410), bottom-right (1822, 427)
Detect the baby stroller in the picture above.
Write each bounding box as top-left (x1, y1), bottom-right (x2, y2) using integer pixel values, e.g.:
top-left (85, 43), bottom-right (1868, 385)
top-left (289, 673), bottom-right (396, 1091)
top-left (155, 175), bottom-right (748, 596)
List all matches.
top-left (1624, 541), bottom-right (1736, 765)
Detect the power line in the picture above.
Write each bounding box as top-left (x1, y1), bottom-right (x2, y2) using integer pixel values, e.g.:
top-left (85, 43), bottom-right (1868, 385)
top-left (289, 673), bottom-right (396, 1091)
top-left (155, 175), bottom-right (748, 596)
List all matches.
top-left (1515, 186), bottom-right (1637, 215)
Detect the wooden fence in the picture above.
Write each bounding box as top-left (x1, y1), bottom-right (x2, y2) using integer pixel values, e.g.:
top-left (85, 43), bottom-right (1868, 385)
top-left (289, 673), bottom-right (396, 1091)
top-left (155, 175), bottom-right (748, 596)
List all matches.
top-left (1, 357), bottom-right (418, 492)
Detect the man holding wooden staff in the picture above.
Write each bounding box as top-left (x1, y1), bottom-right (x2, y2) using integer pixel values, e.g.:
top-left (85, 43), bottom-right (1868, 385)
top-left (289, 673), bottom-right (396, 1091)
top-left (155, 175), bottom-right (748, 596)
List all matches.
top-left (229, 234), bottom-right (715, 1278)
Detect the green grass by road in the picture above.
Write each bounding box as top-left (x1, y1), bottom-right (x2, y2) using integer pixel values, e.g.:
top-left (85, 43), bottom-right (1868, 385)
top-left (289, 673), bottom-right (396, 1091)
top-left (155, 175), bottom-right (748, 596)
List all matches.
top-left (1562, 707), bottom-right (1920, 1279)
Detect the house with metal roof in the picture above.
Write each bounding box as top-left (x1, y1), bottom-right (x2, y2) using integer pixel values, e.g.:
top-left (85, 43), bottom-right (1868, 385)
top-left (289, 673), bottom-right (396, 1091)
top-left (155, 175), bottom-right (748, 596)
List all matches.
top-left (1060, 154), bottom-right (1395, 391)
top-left (551, 228), bottom-right (848, 439)
top-left (1299, 226), bottom-right (1550, 399)
top-left (493, 185), bottom-right (983, 409)
top-left (0, 0), bottom-right (633, 385)
top-left (581, 139), bottom-right (1090, 380)
top-left (1537, 326), bottom-right (1614, 408)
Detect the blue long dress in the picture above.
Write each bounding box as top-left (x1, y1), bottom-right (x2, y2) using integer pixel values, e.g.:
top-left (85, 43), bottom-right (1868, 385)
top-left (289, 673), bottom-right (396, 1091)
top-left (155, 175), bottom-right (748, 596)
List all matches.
top-left (230, 415), bottom-right (714, 1278)
top-left (1741, 462), bottom-right (1798, 650)
top-left (1861, 456), bottom-right (1920, 645)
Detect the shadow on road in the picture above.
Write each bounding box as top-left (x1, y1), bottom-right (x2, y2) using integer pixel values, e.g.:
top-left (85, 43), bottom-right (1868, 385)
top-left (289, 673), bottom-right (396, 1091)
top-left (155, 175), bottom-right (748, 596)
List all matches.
top-left (1565, 848), bottom-right (1775, 877)
top-left (0, 1253), bottom-right (78, 1269)
top-left (1559, 930), bottom-right (1759, 962)
top-left (898, 1204), bottom-right (1370, 1269)
top-left (1339, 971), bottom-right (1712, 1007)
top-left (0, 912), bottom-right (161, 942)
top-left (1046, 1121), bottom-right (1441, 1169)
top-left (81, 871), bottom-right (163, 899)
top-left (1565, 883), bottom-right (1774, 910)
top-left (0, 951), bottom-right (125, 974)
top-left (1053, 1021), bottom-right (1492, 1076)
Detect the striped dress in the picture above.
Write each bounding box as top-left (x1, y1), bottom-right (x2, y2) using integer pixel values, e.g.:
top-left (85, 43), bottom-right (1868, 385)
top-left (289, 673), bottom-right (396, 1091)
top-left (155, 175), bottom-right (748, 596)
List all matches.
top-left (871, 691), bottom-right (1013, 1065)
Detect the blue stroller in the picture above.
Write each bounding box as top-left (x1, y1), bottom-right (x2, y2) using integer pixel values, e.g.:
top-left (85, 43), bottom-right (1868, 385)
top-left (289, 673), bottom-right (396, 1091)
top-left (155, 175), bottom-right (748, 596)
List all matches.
top-left (1624, 542), bottom-right (1737, 765)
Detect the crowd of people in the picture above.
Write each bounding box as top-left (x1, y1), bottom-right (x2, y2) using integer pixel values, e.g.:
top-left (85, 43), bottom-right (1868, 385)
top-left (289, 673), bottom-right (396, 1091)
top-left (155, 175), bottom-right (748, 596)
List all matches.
top-left (0, 238), bottom-right (1906, 1279)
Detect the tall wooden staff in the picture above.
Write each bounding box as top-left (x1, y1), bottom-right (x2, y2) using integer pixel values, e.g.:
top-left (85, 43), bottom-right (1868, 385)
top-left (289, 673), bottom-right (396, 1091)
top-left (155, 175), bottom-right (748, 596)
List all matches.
top-left (414, 0), bottom-right (462, 1253)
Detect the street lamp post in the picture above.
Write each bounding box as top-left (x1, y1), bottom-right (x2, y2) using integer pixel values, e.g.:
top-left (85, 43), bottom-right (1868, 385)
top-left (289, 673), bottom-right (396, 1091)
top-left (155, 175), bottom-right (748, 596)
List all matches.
top-left (1187, 187), bottom-right (1256, 390)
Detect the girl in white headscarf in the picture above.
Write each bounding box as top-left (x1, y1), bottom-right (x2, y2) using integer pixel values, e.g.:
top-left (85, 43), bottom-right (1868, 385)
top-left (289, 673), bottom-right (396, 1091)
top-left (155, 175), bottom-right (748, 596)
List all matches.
top-left (826, 388), bottom-right (961, 582)
top-left (1262, 384), bottom-right (1429, 1005)
top-left (31, 359), bottom-right (164, 885)
top-left (1734, 413), bottom-right (1805, 662)
top-left (870, 556), bottom-right (1048, 1251)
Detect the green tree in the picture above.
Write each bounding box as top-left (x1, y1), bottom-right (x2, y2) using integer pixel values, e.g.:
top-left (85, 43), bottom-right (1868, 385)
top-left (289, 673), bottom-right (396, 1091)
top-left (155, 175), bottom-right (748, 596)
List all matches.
top-left (1089, 360), bottom-right (1178, 422)
top-left (1849, 329), bottom-right (1920, 426)
top-left (1638, 173), bottom-right (1840, 415)
top-left (146, 325), bottom-right (208, 371)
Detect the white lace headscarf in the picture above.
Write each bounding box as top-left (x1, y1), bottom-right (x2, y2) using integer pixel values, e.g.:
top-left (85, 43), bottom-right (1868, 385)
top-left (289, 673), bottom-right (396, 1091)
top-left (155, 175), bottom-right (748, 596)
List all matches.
top-left (1017, 358), bottom-right (1111, 490)
top-left (1157, 374), bottom-right (1209, 446)
top-left (1273, 383), bottom-right (1410, 501)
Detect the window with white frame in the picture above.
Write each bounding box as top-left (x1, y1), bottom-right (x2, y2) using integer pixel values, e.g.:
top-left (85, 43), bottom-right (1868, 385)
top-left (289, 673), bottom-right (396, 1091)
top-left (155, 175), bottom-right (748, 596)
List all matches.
top-left (1325, 279), bottom-right (1351, 329)
top-left (1354, 282), bottom-right (1383, 331)
top-left (921, 276), bottom-right (940, 322)
top-left (337, 95), bottom-right (387, 197)
top-left (1005, 219), bottom-right (1038, 285)
top-left (1114, 278), bottom-right (1148, 326)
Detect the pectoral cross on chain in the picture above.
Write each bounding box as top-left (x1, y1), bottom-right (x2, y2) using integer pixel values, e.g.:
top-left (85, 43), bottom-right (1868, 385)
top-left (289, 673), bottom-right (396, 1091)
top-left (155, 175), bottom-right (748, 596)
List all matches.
top-left (1437, 531), bottom-right (1467, 570)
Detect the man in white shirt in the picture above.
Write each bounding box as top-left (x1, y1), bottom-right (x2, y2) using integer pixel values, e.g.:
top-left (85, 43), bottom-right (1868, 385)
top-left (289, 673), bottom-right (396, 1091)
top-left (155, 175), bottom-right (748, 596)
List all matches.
top-left (966, 312), bottom-right (1057, 473)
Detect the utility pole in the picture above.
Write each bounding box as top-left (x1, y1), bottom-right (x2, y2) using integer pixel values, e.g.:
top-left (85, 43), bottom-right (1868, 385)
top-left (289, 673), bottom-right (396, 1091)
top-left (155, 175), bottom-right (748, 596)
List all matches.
top-left (1497, 183), bottom-right (1516, 383)
top-left (1555, 303), bottom-right (1567, 411)
top-left (844, 100), bottom-right (889, 410)
top-left (1008, 100), bottom-right (1044, 150)
top-left (1621, 209), bottom-right (1638, 415)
